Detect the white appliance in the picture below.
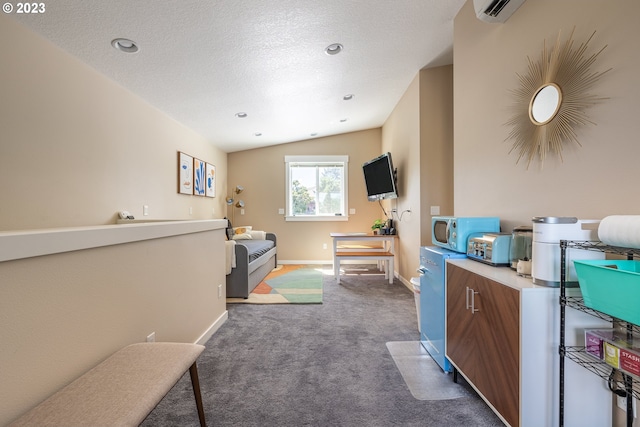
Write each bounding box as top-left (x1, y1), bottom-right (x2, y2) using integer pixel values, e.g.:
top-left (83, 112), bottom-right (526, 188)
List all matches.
top-left (473, 0), bottom-right (526, 23)
top-left (531, 216), bottom-right (604, 287)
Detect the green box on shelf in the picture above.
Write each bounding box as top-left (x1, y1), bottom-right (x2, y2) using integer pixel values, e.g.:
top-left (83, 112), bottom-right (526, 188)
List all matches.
top-left (573, 259), bottom-right (640, 325)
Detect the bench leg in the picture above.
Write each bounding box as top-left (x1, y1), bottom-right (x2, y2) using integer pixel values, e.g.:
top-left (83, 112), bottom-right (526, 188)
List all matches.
top-left (189, 362), bottom-right (207, 427)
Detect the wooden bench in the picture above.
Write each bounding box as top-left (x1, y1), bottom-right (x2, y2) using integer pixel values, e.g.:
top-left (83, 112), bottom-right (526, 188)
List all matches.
top-left (10, 342), bottom-right (207, 427)
top-left (334, 251), bottom-right (395, 284)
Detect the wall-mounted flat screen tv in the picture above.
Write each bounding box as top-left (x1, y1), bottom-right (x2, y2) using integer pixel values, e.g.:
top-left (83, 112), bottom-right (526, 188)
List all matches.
top-left (362, 152), bottom-right (398, 201)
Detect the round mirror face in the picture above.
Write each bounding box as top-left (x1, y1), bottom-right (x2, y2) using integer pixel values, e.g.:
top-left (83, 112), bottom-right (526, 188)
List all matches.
top-left (529, 84), bottom-right (562, 125)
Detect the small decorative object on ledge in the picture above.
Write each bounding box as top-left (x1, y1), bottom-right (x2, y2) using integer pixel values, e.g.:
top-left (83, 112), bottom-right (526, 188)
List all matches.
top-left (505, 28), bottom-right (611, 169)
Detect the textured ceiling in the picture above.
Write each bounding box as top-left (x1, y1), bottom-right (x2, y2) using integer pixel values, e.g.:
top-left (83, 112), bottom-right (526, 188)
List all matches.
top-left (10, 0), bottom-right (466, 152)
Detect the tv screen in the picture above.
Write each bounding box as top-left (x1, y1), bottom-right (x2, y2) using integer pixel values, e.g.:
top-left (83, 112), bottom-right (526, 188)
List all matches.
top-left (362, 152), bottom-right (398, 201)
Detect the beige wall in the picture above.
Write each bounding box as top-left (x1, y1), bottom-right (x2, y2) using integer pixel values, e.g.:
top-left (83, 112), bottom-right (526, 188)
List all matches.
top-left (227, 129), bottom-right (384, 262)
top-left (381, 66), bottom-right (454, 282)
top-left (0, 225), bottom-right (227, 425)
top-left (0, 14), bottom-right (227, 231)
top-left (455, 2), bottom-right (640, 424)
top-left (0, 15), bottom-right (230, 426)
top-left (381, 75), bottom-right (421, 281)
top-left (454, 0), bottom-right (640, 232)
top-left (420, 65), bottom-right (455, 234)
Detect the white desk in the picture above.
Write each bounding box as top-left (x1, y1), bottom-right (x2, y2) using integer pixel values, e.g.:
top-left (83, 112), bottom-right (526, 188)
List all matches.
top-left (330, 232), bottom-right (396, 284)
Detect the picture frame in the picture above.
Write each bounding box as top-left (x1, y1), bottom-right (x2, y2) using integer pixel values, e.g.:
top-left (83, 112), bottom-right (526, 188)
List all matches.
top-left (206, 163), bottom-right (216, 198)
top-left (178, 151), bottom-right (193, 195)
top-left (193, 158), bottom-right (206, 196)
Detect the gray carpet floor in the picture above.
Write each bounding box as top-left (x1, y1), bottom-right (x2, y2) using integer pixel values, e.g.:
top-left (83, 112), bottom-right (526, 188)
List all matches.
top-left (141, 265), bottom-right (503, 426)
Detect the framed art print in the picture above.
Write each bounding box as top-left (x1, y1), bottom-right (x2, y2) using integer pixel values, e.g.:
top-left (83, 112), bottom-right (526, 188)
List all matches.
top-left (193, 158), bottom-right (206, 196)
top-left (206, 163), bottom-right (216, 198)
top-left (178, 152), bottom-right (193, 195)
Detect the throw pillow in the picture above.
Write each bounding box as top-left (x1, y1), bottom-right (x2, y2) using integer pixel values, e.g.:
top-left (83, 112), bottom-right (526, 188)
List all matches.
top-left (232, 225), bottom-right (253, 240)
top-left (233, 226), bottom-right (252, 235)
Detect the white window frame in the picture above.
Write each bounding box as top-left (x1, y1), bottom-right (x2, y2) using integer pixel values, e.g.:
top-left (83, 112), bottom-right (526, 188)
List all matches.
top-left (284, 155), bottom-right (349, 222)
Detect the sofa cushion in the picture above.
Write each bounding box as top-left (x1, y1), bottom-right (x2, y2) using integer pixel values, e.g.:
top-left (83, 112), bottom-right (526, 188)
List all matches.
top-left (235, 239), bottom-right (275, 263)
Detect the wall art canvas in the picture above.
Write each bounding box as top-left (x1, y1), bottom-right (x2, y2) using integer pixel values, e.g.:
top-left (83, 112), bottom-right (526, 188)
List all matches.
top-left (193, 158), bottom-right (206, 196)
top-left (206, 163), bottom-right (216, 198)
top-left (178, 151), bottom-right (193, 195)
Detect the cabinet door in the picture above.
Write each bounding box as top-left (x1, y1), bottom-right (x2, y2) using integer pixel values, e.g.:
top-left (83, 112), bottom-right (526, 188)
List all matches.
top-left (472, 271), bottom-right (520, 427)
top-left (446, 264), bottom-right (478, 378)
top-left (447, 264), bottom-right (520, 427)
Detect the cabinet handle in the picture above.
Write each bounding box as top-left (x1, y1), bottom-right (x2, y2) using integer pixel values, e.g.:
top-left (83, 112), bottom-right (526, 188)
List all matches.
top-left (471, 290), bottom-right (479, 314)
top-left (465, 286), bottom-right (470, 310)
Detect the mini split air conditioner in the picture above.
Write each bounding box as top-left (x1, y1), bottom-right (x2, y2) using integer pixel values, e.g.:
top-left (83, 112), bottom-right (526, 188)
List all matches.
top-left (473, 0), bottom-right (526, 23)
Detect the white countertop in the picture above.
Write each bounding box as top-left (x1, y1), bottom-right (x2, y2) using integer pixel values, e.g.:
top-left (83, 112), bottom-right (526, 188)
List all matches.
top-left (447, 258), bottom-right (556, 292)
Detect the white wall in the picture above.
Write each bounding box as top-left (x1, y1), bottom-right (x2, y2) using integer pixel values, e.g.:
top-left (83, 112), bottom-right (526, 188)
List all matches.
top-left (454, 0), bottom-right (640, 232)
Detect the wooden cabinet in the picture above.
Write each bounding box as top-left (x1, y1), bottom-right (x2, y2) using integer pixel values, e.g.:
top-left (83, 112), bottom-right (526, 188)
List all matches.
top-left (447, 262), bottom-right (520, 427)
top-left (446, 259), bottom-right (612, 427)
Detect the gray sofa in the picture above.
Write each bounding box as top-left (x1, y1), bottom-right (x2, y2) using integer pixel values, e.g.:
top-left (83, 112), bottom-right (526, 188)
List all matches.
top-left (226, 226), bottom-right (277, 298)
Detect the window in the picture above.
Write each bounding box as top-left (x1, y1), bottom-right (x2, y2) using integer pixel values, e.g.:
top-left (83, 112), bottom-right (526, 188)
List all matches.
top-left (285, 155), bottom-right (349, 221)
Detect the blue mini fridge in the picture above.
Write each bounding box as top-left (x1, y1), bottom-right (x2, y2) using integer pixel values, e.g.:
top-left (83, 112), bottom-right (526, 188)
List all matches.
top-left (419, 246), bottom-right (466, 372)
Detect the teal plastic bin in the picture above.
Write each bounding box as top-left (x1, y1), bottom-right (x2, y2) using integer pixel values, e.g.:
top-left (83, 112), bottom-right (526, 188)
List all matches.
top-left (574, 260), bottom-right (640, 325)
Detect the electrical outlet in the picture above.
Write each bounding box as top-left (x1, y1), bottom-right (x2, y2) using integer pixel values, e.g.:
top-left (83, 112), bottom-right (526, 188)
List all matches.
top-left (218, 284), bottom-right (223, 298)
top-left (240, 209), bottom-right (245, 215)
top-left (278, 208), bottom-right (285, 215)
top-left (617, 395), bottom-right (637, 418)
top-left (143, 205), bottom-right (149, 216)
top-left (323, 243), bottom-right (327, 249)
top-left (430, 206), bottom-right (440, 215)
top-left (146, 332), bottom-right (155, 342)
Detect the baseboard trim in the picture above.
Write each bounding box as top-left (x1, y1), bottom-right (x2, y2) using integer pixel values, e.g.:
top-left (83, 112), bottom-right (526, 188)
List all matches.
top-left (195, 310), bottom-right (228, 345)
top-left (278, 259), bottom-right (379, 265)
top-left (398, 274), bottom-right (412, 291)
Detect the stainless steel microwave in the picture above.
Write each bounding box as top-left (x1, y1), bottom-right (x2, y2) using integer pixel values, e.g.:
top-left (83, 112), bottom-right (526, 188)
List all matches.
top-left (431, 216), bottom-right (501, 253)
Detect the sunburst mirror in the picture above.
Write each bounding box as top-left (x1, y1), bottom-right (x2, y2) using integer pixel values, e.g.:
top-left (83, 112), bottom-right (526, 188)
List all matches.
top-left (505, 28), bottom-right (611, 169)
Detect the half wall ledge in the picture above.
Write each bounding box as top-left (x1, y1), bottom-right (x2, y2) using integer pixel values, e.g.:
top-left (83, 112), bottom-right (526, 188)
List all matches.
top-left (0, 219), bottom-right (227, 262)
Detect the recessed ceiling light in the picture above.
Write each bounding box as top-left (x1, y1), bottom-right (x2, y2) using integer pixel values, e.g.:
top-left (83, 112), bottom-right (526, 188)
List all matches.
top-left (325, 43), bottom-right (343, 55)
top-left (235, 112), bottom-right (248, 118)
top-left (111, 38), bottom-right (139, 53)
top-left (343, 94), bottom-right (354, 101)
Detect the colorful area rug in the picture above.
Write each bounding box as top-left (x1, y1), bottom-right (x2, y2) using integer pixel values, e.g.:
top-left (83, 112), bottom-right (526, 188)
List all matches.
top-left (227, 265), bottom-right (323, 304)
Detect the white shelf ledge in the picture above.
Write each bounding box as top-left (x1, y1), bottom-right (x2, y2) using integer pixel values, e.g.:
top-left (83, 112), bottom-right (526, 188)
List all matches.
top-left (0, 219), bottom-right (227, 263)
